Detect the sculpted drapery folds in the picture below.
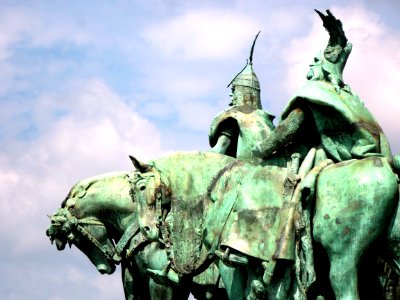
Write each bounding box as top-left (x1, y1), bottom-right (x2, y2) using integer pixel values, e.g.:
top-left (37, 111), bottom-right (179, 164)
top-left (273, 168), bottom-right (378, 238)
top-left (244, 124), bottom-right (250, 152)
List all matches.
top-left (207, 9), bottom-right (395, 299)
top-left (47, 9), bottom-right (400, 300)
top-left (252, 10), bottom-right (391, 163)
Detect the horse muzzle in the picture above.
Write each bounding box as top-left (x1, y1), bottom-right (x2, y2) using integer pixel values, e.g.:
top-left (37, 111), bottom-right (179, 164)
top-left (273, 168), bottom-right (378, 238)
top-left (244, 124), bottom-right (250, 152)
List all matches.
top-left (96, 262), bottom-right (115, 275)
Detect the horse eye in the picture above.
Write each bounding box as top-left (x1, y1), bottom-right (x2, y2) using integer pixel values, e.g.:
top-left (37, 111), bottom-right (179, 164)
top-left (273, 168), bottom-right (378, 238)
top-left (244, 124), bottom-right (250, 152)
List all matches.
top-left (139, 185), bottom-right (146, 191)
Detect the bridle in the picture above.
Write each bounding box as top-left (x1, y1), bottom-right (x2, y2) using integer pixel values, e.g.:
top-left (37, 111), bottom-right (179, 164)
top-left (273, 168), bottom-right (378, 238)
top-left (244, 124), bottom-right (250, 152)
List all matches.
top-left (50, 207), bottom-right (147, 263)
top-left (50, 208), bottom-right (115, 261)
top-left (74, 217), bottom-right (116, 261)
top-left (132, 167), bottom-right (171, 241)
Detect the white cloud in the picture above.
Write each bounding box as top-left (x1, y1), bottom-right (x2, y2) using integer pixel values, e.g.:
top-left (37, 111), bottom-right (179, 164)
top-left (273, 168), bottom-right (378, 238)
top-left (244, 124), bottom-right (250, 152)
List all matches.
top-left (0, 5), bottom-right (96, 99)
top-left (1, 2), bottom-right (400, 299)
top-left (0, 7), bottom-right (35, 61)
top-left (0, 78), bottom-right (163, 253)
top-left (144, 9), bottom-right (259, 61)
top-left (0, 6), bottom-right (92, 62)
top-left (0, 78), bottom-right (164, 299)
top-left (176, 98), bottom-right (217, 131)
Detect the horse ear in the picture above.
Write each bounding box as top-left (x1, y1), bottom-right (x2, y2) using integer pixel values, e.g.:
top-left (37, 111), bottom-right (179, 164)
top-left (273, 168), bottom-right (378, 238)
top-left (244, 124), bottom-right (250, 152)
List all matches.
top-left (129, 155), bottom-right (151, 173)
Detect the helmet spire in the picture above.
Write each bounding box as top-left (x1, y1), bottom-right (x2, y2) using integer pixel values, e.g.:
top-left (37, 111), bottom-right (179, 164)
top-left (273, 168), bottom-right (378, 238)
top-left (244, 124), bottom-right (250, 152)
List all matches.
top-left (249, 31), bottom-right (260, 65)
top-left (227, 31), bottom-right (261, 91)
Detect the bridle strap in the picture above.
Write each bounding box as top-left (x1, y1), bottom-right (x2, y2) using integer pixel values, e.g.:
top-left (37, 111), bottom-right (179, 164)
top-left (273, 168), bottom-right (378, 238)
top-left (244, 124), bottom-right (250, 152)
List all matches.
top-left (151, 168), bottom-right (171, 225)
top-left (77, 219), bottom-right (104, 226)
top-left (113, 222), bottom-right (140, 262)
top-left (152, 168), bottom-right (164, 223)
top-left (126, 230), bottom-right (151, 259)
top-left (74, 223), bottom-right (115, 261)
top-left (77, 218), bottom-right (146, 264)
top-left (70, 214), bottom-right (145, 263)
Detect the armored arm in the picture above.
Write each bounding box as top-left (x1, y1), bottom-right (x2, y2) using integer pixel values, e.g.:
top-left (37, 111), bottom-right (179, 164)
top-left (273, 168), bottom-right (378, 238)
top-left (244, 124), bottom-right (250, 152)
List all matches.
top-left (252, 108), bottom-right (306, 158)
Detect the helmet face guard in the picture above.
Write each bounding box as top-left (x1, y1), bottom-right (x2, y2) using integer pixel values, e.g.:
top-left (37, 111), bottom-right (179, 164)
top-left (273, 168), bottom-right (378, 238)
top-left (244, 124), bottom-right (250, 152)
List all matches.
top-left (230, 84), bottom-right (261, 109)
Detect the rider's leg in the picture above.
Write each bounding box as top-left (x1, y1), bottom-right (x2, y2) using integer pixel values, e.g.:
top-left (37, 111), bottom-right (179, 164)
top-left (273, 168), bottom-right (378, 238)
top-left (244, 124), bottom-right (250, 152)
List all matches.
top-left (217, 259), bottom-right (246, 299)
top-left (266, 260), bottom-right (296, 300)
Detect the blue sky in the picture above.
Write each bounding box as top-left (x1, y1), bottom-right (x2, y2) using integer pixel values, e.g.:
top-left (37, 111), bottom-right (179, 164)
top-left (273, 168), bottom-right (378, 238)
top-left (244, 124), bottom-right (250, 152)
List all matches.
top-left (1, 1), bottom-right (399, 299)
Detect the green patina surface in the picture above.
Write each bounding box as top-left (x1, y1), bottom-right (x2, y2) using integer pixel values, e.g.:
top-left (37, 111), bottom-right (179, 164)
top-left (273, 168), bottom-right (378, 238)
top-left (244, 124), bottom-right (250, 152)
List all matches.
top-left (47, 9), bottom-right (400, 300)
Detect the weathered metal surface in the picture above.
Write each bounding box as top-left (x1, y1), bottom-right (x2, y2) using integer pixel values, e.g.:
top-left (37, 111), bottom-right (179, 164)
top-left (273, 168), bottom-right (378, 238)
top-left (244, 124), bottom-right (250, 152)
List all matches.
top-left (209, 106), bottom-right (275, 160)
top-left (133, 149), bottom-right (400, 299)
top-left (205, 163), bottom-right (291, 261)
top-left (47, 9), bottom-right (400, 300)
top-left (280, 80), bottom-right (391, 161)
top-left (47, 171), bottom-right (229, 300)
top-left (209, 31), bottom-right (276, 163)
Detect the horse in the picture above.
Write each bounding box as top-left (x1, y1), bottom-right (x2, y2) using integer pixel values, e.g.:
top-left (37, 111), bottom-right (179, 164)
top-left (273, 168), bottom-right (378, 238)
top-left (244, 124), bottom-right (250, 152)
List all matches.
top-left (130, 151), bottom-right (400, 300)
top-left (46, 171), bottom-right (228, 300)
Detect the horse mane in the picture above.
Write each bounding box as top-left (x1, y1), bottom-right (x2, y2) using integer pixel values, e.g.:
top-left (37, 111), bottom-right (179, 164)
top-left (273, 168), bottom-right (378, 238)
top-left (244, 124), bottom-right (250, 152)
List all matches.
top-left (151, 151), bottom-right (237, 175)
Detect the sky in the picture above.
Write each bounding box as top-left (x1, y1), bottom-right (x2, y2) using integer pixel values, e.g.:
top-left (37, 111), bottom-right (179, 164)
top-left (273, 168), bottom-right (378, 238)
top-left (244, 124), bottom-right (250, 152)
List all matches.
top-left (0, 0), bottom-right (399, 299)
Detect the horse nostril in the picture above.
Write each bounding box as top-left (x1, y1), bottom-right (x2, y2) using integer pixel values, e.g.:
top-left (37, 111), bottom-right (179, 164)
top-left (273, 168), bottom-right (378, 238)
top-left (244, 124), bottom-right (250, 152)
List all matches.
top-left (143, 226), bottom-right (151, 232)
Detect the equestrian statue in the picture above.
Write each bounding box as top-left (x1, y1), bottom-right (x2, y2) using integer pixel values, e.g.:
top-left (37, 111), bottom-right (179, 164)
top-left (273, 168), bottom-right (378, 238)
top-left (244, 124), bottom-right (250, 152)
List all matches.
top-left (47, 9), bottom-right (400, 300)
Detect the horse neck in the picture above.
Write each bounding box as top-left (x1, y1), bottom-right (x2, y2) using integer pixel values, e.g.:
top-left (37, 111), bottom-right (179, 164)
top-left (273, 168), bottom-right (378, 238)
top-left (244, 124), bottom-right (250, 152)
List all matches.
top-left (153, 151), bottom-right (238, 201)
top-left (76, 172), bottom-right (136, 237)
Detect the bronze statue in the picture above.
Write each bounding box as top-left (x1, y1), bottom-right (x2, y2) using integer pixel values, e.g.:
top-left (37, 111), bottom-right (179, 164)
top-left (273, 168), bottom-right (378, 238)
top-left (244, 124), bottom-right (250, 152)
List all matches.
top-left (46, 171), bottom-right (228, 300)
top-left (209, 32), bottom-right (275, 162)
top-left (252, 10), bottom-right (391, 163)
top-left (47, 9), bottom-right (400, 300)
top-left (129, 151), bottom-right (400, 300)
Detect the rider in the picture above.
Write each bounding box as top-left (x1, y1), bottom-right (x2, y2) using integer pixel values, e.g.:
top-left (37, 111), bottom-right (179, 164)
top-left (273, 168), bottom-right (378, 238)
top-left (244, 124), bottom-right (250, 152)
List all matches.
top-left (209, 32), bottom-right (275, 162)
top-left (251, 10), bottom-right (393, 293)
top-left (252, 10), bottom-right (391, 163)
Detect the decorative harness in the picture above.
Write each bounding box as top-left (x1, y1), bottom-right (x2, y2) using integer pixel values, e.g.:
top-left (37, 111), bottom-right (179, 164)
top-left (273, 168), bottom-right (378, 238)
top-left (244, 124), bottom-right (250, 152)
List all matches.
top-left (50, 206), bottom-right (148, 264)
top-left (132, 166), bottom-right (172, 240)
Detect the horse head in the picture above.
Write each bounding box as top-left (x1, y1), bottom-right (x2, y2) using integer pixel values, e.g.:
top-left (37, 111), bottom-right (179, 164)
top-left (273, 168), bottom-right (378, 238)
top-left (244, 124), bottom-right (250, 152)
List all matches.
top-left (47, 206), bottom-right (116, 274)
top-left (129, 155), bottom-right (170, 242)
top-left (47, 172), bottom-right (135, 275)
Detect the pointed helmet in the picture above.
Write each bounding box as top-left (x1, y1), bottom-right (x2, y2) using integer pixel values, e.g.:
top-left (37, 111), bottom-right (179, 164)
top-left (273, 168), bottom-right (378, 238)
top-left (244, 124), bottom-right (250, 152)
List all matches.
top-left (228, 31), bottom-right (261, 91)
top-left (228, 32), bottom-right (262, 109)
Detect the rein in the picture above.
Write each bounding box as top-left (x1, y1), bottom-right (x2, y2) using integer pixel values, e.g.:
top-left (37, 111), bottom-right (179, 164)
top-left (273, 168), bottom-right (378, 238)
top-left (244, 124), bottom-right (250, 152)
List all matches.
top-left (74, 219), bottom-right (115, 261)
top-left (53, 208), bottom-right (144, 264)
top-left (76, 215), bottom-right (151, 264)
top-left (146, 167), bottom-right (171, 247)
top-left (112, 221), bottom-right (151, 263)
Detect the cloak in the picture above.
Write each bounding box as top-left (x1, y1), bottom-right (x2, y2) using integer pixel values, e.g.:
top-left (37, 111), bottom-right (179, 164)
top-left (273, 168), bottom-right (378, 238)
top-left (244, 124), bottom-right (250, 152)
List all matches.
top-left (281, 81), bottom-right (391, 161)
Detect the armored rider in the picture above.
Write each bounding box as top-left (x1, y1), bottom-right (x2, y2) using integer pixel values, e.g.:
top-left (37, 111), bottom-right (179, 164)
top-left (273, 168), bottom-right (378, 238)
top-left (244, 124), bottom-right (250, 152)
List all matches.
top-left (251, 10), bottom-right (392, 294)
top-left (252, 10), bottom-right (391, 163)
top-left (209, 32), bottom-right (275, 162)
